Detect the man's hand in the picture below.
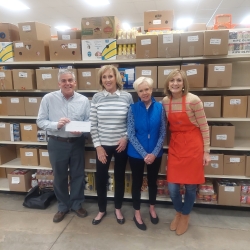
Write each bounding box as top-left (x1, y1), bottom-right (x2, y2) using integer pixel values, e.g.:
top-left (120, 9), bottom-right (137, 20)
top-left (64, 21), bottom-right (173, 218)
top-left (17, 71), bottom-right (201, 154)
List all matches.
top-left (57, 117), bottom-right (70, 129)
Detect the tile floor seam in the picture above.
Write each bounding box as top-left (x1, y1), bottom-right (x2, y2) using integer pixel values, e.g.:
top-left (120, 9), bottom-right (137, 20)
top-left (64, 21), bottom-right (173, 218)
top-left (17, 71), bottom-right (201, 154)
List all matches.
top-left (48, 215), bottom-right (75, 250)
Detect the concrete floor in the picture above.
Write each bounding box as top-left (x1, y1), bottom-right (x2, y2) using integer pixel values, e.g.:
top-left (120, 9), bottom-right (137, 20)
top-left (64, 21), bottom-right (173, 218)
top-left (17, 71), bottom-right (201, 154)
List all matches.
top-left (0, 193), bottom-right (250, 250)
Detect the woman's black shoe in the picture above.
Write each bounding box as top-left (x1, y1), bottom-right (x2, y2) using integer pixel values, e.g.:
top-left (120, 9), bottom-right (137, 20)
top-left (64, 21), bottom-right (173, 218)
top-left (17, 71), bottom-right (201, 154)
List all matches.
top-left (92, 212), bottom-right (106, 225)
top-left (133, 216), bottom-right (146, 231)
top-left (114, 211), bottom-right (125, 224)
top-left (149, 212), bottom-right (159, 224)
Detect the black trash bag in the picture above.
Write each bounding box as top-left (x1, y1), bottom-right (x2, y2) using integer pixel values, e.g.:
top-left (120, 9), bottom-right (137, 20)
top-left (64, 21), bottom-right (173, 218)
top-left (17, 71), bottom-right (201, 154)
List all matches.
top-left (23, 186), bottom-right (56, 209)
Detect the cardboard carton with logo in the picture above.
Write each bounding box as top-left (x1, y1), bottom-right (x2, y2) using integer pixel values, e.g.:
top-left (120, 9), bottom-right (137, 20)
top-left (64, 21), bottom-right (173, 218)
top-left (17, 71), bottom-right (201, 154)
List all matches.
top-left (0, 97), bottom-right (8, 115)
top-left (144, 10), bottom-right (174, 31)
top-left (18, 22), bottom-right (51, 42)
top-left (199, 96), bottom-right (221, 118)
top-left (20, 123), bottom-right (38, 142)
top-left (204, 30), bottom-right (229, 56)
top-left (0, 23), bottom-right (20, 42)
top-left (49, 39), bottom-right (81, 61)
top-left (36, 69), bottom-right (59, 90)
top-left (0, 42), bottom-right (14, 62)
top-left (8, 169), bottom-right (32, 192)
top-left (24, 97), bottom-right (42, 116)
top-left (206, 63), bottom-right (232, 87)
top-left (135, 66), bottom-right (157, 89)
top-left (180, 31), bottom-right (204, 57)
top-left (157, 65), bottom-right (180, 88)
top-left (158, 33), bottom-right (180, 58)
top-left (118, 68), bottom-right (135, 89)
top-left (7, 97), bottom-right (25, 116)
top-left (223, 155), bottom-right (246, 176)
top-left (57, 30), bottom-right (81, 40)
top-left (210, 123), bottom-right (235, 148)
top-left (12, 69), bottom-right (36, 90)
top-left (20, 146), bottom-right (39, 166)
top-left (204, 153), bottom-right (224, 175)
top-left (136, 35), bottom-right (158, 59)
top-left (181, 64), bottom-right (204, 88)
top-left (0, 70), bottom-right (13, 90)
top-left (222, 96), bottom-right (247, 118)
top-left (0, 144), bottom-right (17, 164)
top-left (39, 149), bottom-right (51, 168)
top-left (13, 41), bottom-right (49, 61)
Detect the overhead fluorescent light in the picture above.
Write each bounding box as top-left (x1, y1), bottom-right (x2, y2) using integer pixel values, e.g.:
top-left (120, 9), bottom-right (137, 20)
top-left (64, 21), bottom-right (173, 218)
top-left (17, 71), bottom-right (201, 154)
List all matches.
top-left (0, 0), bottom-right (29, 11)
top-left (176, 18), bottom-right (193, 29)
top-left (85, 0), bottom-right (110, 7)
top-left (240, 15), bottom-right (250, 24)
top-left (55, 26), bottom-right (71, 31)
top-left (122, 22), bottom-right (131, 30)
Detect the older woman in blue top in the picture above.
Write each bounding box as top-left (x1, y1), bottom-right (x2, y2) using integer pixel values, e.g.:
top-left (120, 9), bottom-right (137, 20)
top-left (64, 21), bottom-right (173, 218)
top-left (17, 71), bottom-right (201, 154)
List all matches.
top-left (127, 77), bottom-right (166, 231)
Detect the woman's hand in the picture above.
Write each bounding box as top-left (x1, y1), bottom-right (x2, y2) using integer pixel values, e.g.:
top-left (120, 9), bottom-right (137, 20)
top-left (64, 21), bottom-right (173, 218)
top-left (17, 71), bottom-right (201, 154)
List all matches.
top-left (116, 137), bottom-right (128, 153)
top-left (96, 146), bottom-right (108, 164)
top-left (144, 154), bottom-right (156, 165)
top-left (203, 152), bottom-right (211, 166)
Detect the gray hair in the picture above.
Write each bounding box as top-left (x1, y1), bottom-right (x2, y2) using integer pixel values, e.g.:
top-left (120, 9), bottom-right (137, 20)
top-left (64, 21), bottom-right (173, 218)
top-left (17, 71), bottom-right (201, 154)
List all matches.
top-left (58, 69), bottom-right (76, 82)
top-left (133, 77), bottom-right (154, 91)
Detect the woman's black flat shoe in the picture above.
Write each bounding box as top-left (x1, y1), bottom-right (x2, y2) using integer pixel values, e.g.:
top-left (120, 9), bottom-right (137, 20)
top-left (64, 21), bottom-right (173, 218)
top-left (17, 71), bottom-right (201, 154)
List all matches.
top-left (133, 216), bottom-right (146, 231)
top-left (149, 212), bottom-right (159, 224)
top-left (92, 212), bottom-right (106, 225)
top-left (114, 211), bottom-right (125, 224)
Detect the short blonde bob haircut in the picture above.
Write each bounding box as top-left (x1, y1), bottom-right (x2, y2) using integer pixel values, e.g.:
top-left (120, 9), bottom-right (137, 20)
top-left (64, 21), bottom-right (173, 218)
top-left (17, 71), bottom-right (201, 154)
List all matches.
top-left (133, 77), bottom-right (154, 92)
top-left (97, 65), bottom-right (124, 91)
top-left (164, 69), bottom-right (189, 97)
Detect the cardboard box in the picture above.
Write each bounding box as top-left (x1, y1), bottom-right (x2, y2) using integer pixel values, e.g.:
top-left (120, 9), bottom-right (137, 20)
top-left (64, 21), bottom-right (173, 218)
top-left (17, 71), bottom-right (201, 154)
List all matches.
top-left (20, 147), bottom-right (39, 166)
top-left (144, 10), bottom-right (174, 31)
top-left (0, 145), bottom-right (17, 164)
top-left (210, 124), bottom-right (235, 148)
top-left (217, 182), bottom-right (241, 206)
top-left (12, 69), bottom-right (36, 90)
top-left (0, 70), bottom-right (13, 90)
top-left (0, 168), bottom-right (6, 178)
top-left (18, 22), bottom-right (51, 42)
top-left (118, 68), bottom-right (135, 89)
top-left (199, 96), bottom-right (221, 118)
top-left (0, 97), bottom-right (8, 115)
top-left (8, 170), bottom-right (32, 192)
top-left (135, 66), bottom-right (157, 89)
top-left (0, 42), bottom-right (14, 62)
top-left (13, 41), bottom-right (49, 61)
top-left (157, 33), bottom-right (180, 58)
top-left (81, 39), bottom-right (117, 60)
top-left (181, 64), bottom-right (204, 88)
top-left (157, 65), bottom-right (180, 88)
top-left (49, 39), bottom-right (81, 61)
top-left (247, 96), bottom-right (250, 118)
top-left (24, 97), bottom-right (42, 116)
top-left (85, 151), bottom-right (96, 169)
top-left (0, 23), bottom-right (20, 42)
top-left (206, 63), bottom-right (232, 88)
top-left (39, 149), bottom-right (51, 168)
top-left (180, 31), bottom-right (204, 57)
top-left (222, 96), bottom-right (247, 118)
top-left (0, 122), bottom-right (11, 141)
top-left (7, 97), bottom-right (25, 116)
top-left (204, 154), bottom-right (224, 175)
top-left (223, 155), bottom-right (246, 176)
top-left (77, 68), bottom-right (100, 90)
top-left (245, 156), bottom-right (250, 177)
top-left (136, 35), bottom-right (158, 59)
top-left (20, 123), bottom-right (38, 142)
top-left (187, 23), bottom-right (207, 31)
top-left (36, 69), bottom-right (59, 90)
top-left (57, 30), bottom-right (81, 40)
top-left (204, 30), bottom-right (229, 56)
top-left (81, 16), bottom-right (120, 39)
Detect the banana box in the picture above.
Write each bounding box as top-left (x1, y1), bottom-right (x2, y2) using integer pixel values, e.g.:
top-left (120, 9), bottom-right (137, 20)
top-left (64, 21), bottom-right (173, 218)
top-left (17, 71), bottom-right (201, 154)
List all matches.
top-left (0, 42), bottom-right (14, 62)
top-left (81, 39), bottom-right (117, 60)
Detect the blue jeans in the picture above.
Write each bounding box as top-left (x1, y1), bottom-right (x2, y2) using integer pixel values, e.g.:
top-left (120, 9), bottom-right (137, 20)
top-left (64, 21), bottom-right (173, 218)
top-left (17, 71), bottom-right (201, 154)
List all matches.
top-left (168, 183), bottom-right (197, 215)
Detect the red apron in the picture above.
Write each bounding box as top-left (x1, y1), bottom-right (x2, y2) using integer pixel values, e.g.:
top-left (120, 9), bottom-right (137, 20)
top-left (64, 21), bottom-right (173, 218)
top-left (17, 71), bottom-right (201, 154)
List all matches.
top-left (167, 95), bottom-right (205, 184)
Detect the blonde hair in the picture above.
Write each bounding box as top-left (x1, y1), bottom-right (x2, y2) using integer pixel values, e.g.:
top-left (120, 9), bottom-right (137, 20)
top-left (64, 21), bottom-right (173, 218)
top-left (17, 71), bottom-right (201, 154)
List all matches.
top-left (133, 77), bottom-right (154, 91)
top-left (97, 65), bottom-right (123, 91)
top-left (163, 69), bottom-right (189, 97)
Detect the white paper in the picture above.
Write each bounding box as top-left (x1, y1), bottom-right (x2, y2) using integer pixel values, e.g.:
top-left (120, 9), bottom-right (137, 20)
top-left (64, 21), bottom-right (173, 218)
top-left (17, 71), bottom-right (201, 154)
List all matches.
top-left (68, 43), bottom-right (77, 49)
top-left (163, 34), bottom-right (173, 44)
top-left (42, 152), bottom-right (49, 157)
top-left (188, 35), bottom-right (198, 42)
top-left (24, 125), bottom-right (32, 131)
top-left (153, 20), bottom-right (161, 24)
top-left (65, 121), bottom-right (91, 132)
top-left (230, 158), bottom-right (240, 163)
top-left (19, 72), bottom-right (27, 78)
top-left (42, 74), bottom-right (52, 79)
top-left (141, 70), bottom-right (151, 76)
top-left (12, 177), bottom-right (20, 184)
top-left (141, 39), bottom-right (151, 45)
top-left (0, 72), bottom-right (6, 77)
top-left (164, 69), bottom-right (172, 75)
top-left (89, 159), bottom-right (96, 164)
top-left (25, 152), bottom-right (33, 157)
top-left (22, 25), bottom-right (31, 31)
top-left (0, 123), bottom-right (5, 128)
top-left (186, 69), bottom-right (197, 76)
top-left (11, 98), bottom-right (19, 103)
top-left (214, 66), bottom-right (225, 71)
top-left (82, 72), bottom-right (91, 77)
top-left (210, 39), bottom-right (221, 45)
top-left (15, 42), bottom-right (24, 48)
top-left (29, 98), bottom-right (37, 103)
top-left (216, 134), bottom-right (227, 140)
top-left (225, 186), bottom-right (235, 192)
top-left (204, 102), bottom-right (214, 107)
top-left (210, 155), bottom-right (219, 161)
top-left (211, 163), bottom-right (219, 168)
top-left (230, 99), bottom-right (241, 105)
top-left (62, 35), bottom-right (71, 40)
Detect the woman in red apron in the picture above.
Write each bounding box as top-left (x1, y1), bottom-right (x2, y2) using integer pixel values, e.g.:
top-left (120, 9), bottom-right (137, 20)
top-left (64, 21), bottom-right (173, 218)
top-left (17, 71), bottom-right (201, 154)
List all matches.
top-left (162, 69), bottom-right (211, 236)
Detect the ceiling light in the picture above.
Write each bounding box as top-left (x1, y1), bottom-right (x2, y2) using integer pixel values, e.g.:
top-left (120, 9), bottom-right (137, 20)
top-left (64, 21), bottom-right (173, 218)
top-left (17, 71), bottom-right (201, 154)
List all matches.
top-left (55, 26), bottom-right (71, 31)
top-left (85, 0), bottom-right (110, 7)
top-left (240, 15), bottom-right (250, 24)
top-left (0, 0), bottom-right (29, 11)
top-left (176, 18), bottom-right (193, 29)
top-left (122, 22), bottom-right (131, 30)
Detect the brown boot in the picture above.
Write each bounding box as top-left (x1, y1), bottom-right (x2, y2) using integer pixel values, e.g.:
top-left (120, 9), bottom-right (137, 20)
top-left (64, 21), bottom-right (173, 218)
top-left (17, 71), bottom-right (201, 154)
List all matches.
top-left (176, 214), bottom-right (190, 235)
top-left (170, 212), bottom-right (181, 231)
